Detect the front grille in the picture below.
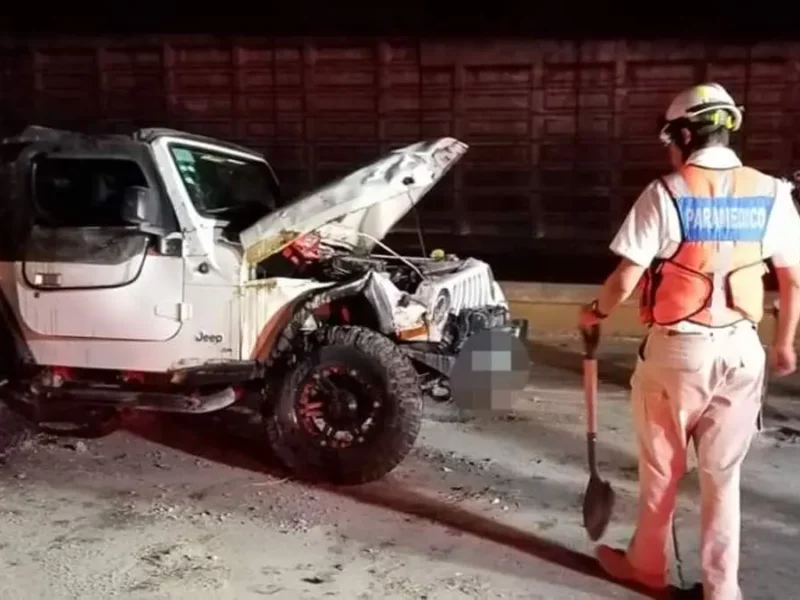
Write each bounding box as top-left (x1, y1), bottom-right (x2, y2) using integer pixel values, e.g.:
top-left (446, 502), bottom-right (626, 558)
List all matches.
top-left (449, 268), bottom-right (492, 312)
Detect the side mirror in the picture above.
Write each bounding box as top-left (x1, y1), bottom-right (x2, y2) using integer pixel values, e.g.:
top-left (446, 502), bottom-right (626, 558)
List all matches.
top-left (121, 186), bottom-right (161, 230)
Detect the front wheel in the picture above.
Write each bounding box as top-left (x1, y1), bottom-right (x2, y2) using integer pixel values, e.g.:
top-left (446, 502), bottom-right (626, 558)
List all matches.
top-left (265, 326), bottom-right (423, 485)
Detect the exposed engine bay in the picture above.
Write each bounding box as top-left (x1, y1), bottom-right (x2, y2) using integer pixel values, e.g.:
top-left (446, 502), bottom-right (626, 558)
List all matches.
top-left (255, 231), bottom-right (462, 292)
top-left (253, 232), bottom-right (524, 403)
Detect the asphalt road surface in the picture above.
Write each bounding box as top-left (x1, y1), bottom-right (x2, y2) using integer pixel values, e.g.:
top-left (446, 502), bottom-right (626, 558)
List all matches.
top-left (1, 337), bottom-right (798, 600)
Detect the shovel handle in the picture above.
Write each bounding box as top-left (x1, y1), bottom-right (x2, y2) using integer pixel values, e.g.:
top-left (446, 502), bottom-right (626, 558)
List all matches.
top-left (758, 299), bottom-right (779, 429)
top-left (580, 324), bottom-right (601, 360)
top-left (769, 299), bottom-right (780, 320)
top-left (583, 358), bottom-right (598, 436)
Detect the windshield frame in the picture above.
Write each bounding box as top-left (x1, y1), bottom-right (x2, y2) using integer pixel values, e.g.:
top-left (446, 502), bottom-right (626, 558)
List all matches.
top-left (166, 142), bottom-right (280, 225)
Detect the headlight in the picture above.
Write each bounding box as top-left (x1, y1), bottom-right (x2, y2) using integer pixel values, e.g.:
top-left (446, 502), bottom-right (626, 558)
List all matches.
top-left (431, 290), bottom-right (451, 324)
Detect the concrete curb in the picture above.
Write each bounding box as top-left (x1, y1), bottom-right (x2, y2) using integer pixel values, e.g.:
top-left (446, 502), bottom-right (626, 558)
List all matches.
top-left (501, 281), bottom-right (780, 341)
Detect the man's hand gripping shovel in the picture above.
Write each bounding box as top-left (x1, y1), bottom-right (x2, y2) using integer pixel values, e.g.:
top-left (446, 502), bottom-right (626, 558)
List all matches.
top-left (580, 324), bottom-right (616, 541)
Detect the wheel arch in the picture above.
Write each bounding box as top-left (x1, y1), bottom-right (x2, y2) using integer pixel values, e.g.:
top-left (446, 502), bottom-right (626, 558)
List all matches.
top-left (262, 273), bottom-right (374, 369)
top-left (324, 273), bottom-right (397, 335)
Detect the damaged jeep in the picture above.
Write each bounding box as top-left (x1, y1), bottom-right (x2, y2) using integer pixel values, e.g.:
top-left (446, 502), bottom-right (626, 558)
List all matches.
top-left (0, 126), bottom-right (527, 483)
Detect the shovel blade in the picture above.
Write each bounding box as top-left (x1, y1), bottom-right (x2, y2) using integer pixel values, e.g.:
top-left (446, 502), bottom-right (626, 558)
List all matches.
top-left (582, 474), bottom-right (616, 541)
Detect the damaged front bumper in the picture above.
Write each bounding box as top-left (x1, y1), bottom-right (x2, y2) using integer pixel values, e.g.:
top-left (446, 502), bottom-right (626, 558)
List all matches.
top-left (506, 318), bottom-right (529, 342)
top-left (401, 307), bottom-right (530, 378)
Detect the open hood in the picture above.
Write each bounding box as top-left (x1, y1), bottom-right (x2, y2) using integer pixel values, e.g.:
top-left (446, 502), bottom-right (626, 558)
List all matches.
top-left (240, 137), bottom-right (468, 264)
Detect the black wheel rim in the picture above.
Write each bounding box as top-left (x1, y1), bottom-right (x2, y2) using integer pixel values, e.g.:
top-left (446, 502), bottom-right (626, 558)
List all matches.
top-left (295, 363), bottom-right (384, 448)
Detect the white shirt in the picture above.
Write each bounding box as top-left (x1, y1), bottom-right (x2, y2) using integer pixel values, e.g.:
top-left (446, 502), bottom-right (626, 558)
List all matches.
top-left (610, 146), bottom-right (800, 330)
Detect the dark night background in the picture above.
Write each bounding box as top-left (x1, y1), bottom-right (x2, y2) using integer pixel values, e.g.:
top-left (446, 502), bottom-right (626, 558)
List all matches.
top-left (1, 8), bottom-right (796, 285)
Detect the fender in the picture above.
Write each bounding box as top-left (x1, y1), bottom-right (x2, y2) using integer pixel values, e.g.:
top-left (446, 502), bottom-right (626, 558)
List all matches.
top-left (360, 272), bottom-right (400, 335)
top-left (262, 273), bottom-right (373, 368)
top-left (246, 278), bottom-right (337, 362)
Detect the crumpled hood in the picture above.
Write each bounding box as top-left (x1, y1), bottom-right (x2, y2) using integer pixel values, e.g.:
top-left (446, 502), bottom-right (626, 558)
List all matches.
top-left (240, 137), bottom-right (468, 264)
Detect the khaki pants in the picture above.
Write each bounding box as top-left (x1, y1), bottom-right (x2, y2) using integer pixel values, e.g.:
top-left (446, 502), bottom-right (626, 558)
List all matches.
top-left (627, 324), bottom-right (764, 600)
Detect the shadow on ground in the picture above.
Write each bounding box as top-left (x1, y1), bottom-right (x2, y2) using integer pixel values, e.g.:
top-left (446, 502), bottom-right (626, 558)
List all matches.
top-left (22, 399), bottom-right (697, 600)
top-left (1, 338), bottom-right (724, 598)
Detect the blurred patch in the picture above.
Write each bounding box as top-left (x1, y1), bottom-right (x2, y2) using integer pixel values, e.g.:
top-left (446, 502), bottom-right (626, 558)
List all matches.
top-left (450, 328), bottom-right (532, 413)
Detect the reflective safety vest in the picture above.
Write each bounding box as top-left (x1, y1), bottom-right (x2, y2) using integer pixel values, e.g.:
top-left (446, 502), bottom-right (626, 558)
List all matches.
top-left (639, 164), bottom-right (777, 328)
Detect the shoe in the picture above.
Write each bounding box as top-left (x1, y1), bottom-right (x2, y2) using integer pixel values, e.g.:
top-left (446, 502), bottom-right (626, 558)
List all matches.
top-left (595, 545), bottom-right (668, 590)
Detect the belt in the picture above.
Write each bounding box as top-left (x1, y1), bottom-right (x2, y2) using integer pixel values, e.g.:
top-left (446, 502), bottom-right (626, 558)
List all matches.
top-left (660, 323), bottom-right (756, 337)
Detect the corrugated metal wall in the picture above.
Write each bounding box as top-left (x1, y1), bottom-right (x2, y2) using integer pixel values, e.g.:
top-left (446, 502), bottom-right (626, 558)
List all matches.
top-left (1, 35), bottom-right (799, 276)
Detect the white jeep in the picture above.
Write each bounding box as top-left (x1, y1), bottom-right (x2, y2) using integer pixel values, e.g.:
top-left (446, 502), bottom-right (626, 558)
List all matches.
top-left (0, 126), bottom-right (527, 483)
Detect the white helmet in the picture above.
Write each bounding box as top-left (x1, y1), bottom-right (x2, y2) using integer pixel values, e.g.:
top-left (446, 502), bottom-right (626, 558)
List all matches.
top-left (658, 83), bottom-right (743, 145)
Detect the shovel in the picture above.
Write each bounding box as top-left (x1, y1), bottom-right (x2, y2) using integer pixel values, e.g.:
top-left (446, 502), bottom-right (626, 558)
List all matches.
top-left (758, 299), bottom-right (780, 432)
top-left (580, 323), bottom-right (616, 541)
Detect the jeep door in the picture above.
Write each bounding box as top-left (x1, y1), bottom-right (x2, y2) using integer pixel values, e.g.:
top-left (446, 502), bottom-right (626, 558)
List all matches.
top-left (16, 152), bottom-right (186, 341)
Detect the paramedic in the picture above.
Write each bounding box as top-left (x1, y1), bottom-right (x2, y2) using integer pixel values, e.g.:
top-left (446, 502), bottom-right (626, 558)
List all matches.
top-left (578, 82), bottom-right (800, 599)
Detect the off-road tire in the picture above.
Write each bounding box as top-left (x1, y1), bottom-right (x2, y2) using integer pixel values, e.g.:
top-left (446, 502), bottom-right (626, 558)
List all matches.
top-left (0, 400), bottom-right (34, 462)
top-left (265, 325), bottom-right (423, 485)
